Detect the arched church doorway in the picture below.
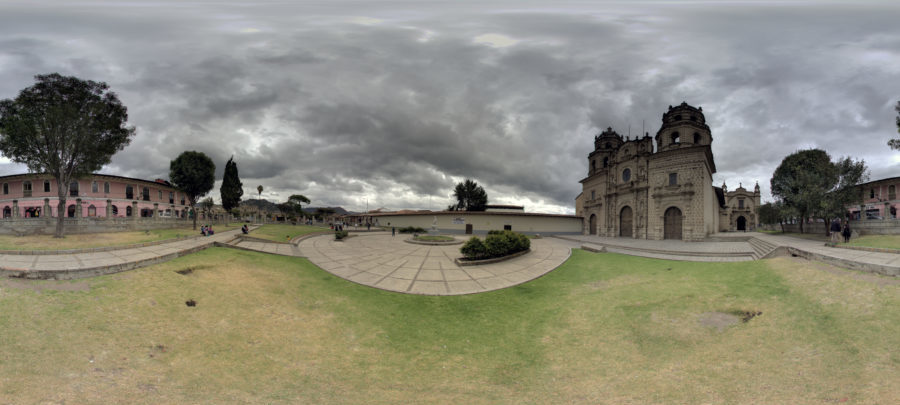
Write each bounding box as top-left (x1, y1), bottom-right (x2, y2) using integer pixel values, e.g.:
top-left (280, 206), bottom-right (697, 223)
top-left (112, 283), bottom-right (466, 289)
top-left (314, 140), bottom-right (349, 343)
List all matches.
top-left (67, 205), bottom-right (76, 218)
top-left (737, 216), bottom-right (747, 231)
top-left (2, 206), bottom-right (10, 218)
top-left (589, 214), bottom-right (597, 235)
top-left (619, 206), bottom-right (633, 237)
top-left (664, 207), bottom-right (683, 240)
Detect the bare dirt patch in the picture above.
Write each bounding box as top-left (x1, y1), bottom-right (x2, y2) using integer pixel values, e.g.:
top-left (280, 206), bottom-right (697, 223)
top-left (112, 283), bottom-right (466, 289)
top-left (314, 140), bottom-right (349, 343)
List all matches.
top-left (698, 311), bottom-right (739, 331)
top-left (1, 279), bottom-right (90, 292)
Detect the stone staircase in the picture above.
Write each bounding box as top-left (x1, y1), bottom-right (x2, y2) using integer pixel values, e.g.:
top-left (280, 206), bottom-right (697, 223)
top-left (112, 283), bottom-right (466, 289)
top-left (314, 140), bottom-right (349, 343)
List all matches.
top-left (747, 237), bottom-right (782, 260)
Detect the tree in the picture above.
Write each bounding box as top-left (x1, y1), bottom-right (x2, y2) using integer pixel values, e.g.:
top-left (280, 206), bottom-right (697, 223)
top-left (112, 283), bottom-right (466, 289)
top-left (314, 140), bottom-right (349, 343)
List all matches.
top-left (220, 156), bottom-right (243, 211)
top-left (452, 179), bottom-right (488, 211)
top-left (256, 184), bottom-right (263, 222)
top-left (0, 73), bottom-right (136, 237)
top-left (758, 201), bottom-right (794, 233)
top-left (889, 101), bottom-right (900, 150)
top-left (200, 197), bottom-right (215, 219)
top-left (287, 194), bottom-right (310, 219)
top-left (770, 149), bottom-right (867, 234)
top-left (170, 151), bottom-right (215, 230)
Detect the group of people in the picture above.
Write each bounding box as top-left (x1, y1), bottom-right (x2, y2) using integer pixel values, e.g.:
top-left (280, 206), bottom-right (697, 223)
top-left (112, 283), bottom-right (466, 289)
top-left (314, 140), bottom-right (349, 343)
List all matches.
top-left (829, 219), bottom-right (853, 243)
top-left (200, 225), bottom-right (215, 236)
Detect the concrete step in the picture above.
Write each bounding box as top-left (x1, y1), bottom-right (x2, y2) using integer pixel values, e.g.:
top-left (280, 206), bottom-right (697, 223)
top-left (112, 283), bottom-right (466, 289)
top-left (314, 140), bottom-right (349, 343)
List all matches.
top-left (748, 237), bottom-right (779, 259)
top-left (584, 244), bottom-right (754, 262)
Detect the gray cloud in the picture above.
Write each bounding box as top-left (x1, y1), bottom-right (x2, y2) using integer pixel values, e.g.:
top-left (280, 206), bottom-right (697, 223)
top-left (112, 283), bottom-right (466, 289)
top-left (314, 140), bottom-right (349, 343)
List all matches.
top-left (1, 1), bottom-right (899, 213)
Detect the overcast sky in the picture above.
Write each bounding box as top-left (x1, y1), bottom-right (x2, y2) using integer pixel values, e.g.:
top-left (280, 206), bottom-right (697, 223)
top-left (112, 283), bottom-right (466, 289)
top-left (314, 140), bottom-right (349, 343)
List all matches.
top-left (1, 0), bottom-right (898, 214)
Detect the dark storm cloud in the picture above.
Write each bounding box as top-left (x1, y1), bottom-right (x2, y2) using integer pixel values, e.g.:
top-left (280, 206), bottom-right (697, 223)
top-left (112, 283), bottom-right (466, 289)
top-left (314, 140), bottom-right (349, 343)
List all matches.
top-left (1, 1), bottom-right (899, 213)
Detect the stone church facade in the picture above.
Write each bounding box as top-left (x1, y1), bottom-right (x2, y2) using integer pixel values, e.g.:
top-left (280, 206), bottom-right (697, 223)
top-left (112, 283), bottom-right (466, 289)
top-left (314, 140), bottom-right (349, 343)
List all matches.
top-left (575, 102), bottom-right (759, 241)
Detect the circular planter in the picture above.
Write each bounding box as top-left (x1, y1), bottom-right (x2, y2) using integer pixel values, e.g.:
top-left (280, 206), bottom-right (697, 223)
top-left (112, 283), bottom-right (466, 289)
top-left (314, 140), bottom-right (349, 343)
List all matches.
top-left (404, 236), bottom-right (463, 246)
top-left (454, 248), bottom-right (531, 266)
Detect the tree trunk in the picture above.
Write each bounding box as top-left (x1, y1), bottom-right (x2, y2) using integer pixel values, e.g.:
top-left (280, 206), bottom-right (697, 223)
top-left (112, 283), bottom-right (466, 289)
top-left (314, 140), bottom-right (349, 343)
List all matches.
top-left (191, 203), bottom-right (197, 230)
top-left (55, 180), bottom-right (68, 238)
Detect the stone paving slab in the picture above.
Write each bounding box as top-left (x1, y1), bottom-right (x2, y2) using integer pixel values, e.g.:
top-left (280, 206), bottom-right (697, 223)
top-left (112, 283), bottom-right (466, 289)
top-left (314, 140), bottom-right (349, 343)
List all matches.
top-left (292, 234), bottom-right (573, 295)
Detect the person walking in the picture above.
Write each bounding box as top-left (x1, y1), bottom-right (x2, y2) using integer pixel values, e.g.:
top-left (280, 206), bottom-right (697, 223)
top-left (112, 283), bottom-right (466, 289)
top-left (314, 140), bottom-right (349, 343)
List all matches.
top-left (841, 221), bottom-right (851, 243)
top-left (830, 218), bottom-right (841, 243)
top-left (391, 226), bottom-right (396, 237)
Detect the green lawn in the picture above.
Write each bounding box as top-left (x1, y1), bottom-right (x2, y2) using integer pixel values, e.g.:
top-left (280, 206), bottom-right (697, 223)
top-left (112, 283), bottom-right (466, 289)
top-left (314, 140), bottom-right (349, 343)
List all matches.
top-left (0, 223), bottom-right (241, 251)
top-left (250, 223), bottom-right (329, 242)
top-left (845, 234), bottom-right (900, 250)
top-left (0, 248), bottom-right (897, 403)
top-left (760, 230), bottom-right (900, 250)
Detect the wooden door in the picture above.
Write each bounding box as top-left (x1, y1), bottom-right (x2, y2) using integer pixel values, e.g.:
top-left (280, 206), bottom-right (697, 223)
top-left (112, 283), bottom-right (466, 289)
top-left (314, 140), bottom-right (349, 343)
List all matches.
top-left (737, 216), bottom-right (746, 231)
top-left (589, 214), bottom-right (597, 235)
top-left (619, 206), bottom-right (633, 237)
top-left (465, 224), bottom-right (473, 234)
top-left (664, 207), bottom-right (682, 240)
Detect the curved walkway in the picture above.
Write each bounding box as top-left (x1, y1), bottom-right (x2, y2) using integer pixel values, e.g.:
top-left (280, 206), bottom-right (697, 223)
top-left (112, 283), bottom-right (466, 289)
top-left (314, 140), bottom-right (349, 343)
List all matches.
top-left (0, 229), bottom-right (244, 279)
top-left (296, 233), bottom-right (572, 295)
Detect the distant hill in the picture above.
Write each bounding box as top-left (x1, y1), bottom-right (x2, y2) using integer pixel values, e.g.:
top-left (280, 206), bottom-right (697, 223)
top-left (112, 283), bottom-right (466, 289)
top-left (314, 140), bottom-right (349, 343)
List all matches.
top-left (302, 206), bottom-right (354, 215)
top-left (240, 200), bottom-right (353, 215)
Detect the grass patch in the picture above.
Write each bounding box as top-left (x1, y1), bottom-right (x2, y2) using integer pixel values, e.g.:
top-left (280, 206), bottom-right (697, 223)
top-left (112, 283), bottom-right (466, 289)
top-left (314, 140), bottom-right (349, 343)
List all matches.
top-left (761, 230), bottom-right (900, 250)
top-left (0, 224), bottom-right (240, 251)
top-left (844, 234), bottom-right (900, 250)
top-left (413, 235), bottom-right (455, 242)
top-left (0, 249), bottom-right (897, 403)
top-left (249, 224), bottom-right (329, 242)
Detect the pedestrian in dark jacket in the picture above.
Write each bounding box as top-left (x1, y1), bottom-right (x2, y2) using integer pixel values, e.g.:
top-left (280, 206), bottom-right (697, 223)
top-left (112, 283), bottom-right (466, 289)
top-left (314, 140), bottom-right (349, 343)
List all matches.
top-left (841, 221), bottom-right (851, 243)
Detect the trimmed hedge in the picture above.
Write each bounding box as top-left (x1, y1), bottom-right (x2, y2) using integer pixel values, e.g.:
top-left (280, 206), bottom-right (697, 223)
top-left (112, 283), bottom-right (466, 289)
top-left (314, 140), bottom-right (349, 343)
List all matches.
top-left (398, 226), bottom-right (427, 234)
top-left (335, 230), bottom-right (349, 240)
top-left (460, 230), bottom-right (530, 260)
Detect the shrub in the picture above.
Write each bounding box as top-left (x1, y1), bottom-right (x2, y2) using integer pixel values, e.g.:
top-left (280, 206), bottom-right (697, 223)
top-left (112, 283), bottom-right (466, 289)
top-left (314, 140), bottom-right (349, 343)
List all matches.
top-left (398, 226), bottom-right (426, 234)
top-left (460, 237), bottom-right (487, 259)
top-left (334, 230), bottom-right (349, 240)
top-left (461, 231), bottom-right (530, 260)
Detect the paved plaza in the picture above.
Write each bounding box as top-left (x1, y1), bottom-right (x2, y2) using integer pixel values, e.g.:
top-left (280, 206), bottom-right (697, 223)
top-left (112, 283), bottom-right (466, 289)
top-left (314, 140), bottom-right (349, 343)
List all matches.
top-left (2, 227), bottom-right (897, 291)
top-left (296, 234), bottom-right (573, 295)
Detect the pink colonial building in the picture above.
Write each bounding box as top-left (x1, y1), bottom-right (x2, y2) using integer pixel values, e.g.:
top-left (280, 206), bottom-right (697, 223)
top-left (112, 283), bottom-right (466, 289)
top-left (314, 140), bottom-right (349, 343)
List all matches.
top-left (0, 173), bottom-right (192, 220)
top-left (848, 176), bottom-right (899, 220)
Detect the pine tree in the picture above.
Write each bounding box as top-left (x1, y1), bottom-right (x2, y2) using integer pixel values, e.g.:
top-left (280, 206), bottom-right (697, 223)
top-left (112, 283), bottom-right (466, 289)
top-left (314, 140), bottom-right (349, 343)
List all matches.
top-left (220, 156), bottom-right (243, 211)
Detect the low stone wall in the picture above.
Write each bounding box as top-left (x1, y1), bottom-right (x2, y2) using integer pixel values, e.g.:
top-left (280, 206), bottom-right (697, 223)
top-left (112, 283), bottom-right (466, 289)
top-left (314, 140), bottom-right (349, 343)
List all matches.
top-left (0, 217), bottom-right (228, 236)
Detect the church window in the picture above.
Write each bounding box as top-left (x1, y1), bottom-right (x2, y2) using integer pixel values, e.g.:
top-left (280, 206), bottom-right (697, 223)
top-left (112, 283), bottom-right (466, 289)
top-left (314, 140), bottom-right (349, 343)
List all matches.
top-left (142, 187), bottom-right (150, 201)
top-left (23, 181), bottom-right (32, 197)
top-left (44, 180), bottom-right (51, 192)
top-left (126, 185), bottom-right (134, 199)
top-left (591, 190), bottom-right (596, 200)
top-left (104, 182), bottom-right (110, 194)
top-left (591, 160), bottom-right (596, 173)
top-left (605, 142), bottom-right (611, 149)
top-left (2, 183), bottom-right (7, 194)
top-left (739, 199), bottom-right (745, 209)
top-left (622, 168), bottom-right (631, 182)
top-left (669, 173), bottom-right (677, 186)
top-left (870, 189), bottom-right (875, 199)
top-left (169, 192), bottom-right (174, 204)
top-left (92, 181), bottom-right (98, 193)
top-left (158, 190), bottom-right (163, 200)
top-left (693, 133), bottom-right (701, 144)
top-left (671, 132), bottom-right (680, 144)
top-left (674, 115), bottom-right (682, 121)
top-left (690, 115), bottom-right (697, 121)
top-left (603, 157), bottom-right (609, 168)
top-left (890, 185), bottom-right (896, 199)
top-left (69, 181), bottom-right (79, 197)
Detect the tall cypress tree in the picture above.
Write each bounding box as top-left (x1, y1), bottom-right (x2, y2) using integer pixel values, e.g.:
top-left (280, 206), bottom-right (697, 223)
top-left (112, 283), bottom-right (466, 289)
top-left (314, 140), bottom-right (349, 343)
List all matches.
top-left (220, 156), bottom-right (243, 211)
